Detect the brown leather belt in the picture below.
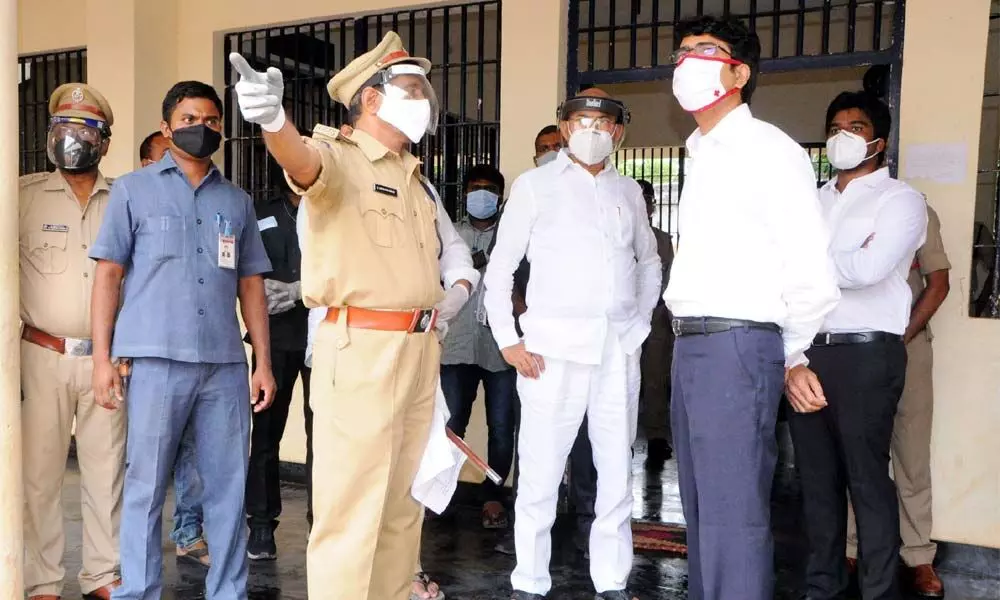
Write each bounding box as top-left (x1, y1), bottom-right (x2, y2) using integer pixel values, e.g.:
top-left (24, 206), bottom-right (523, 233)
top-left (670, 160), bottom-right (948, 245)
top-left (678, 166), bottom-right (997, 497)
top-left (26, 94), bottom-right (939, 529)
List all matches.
top-left (324, 306), bottom-right (438, 334)
top-left (22, 325), bottom-right (93, 355)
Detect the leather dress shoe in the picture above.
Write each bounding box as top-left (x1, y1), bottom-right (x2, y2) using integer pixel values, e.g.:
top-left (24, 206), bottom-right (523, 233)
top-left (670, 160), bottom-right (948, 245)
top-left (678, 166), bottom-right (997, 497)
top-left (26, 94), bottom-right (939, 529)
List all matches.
top-left (909, 564), bottom-right (945, 598)
top-left (83, 578), bottom-right (121, 600)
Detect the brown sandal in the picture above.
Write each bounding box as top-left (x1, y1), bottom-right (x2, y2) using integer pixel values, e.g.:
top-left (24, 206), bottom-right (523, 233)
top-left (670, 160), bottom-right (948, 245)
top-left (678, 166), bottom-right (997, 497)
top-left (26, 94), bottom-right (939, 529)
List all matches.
top-left (482, 500), bottom-right (508, 529)
top-left (411, 572), bottom-right (445, 600)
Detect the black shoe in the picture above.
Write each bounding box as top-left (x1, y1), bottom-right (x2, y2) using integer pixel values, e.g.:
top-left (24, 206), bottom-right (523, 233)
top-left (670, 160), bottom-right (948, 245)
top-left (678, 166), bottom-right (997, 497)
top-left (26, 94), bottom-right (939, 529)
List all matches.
top-left (247, 525), bottom-right (277, 561)
top-left (595, 590), bottom-right (637, 600)
top-left (645, 439), bottom-right (672, 469)
top-left (511, 591), bottom-right (546, 599)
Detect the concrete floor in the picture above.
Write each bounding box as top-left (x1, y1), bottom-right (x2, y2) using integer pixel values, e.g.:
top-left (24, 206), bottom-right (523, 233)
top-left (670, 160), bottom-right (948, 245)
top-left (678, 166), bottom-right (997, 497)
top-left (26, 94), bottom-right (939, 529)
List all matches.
top-left (54, 427), bottom-right (999, 599)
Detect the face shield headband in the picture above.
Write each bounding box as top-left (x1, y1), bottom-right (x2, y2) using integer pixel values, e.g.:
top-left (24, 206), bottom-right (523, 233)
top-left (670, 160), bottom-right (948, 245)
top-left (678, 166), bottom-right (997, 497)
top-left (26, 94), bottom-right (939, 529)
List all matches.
top-left (557, 96), bottom-right (631, 125)
top-left (46, 116), bottom-right (109, 172)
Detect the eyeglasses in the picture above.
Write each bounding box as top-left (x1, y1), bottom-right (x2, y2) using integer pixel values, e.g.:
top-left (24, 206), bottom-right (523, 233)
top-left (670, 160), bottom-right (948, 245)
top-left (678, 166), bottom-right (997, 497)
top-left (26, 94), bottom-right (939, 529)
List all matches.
top-left (565, 115), bottom-right (617, 132)
top-left (671, 42), bottom-right (733, 65)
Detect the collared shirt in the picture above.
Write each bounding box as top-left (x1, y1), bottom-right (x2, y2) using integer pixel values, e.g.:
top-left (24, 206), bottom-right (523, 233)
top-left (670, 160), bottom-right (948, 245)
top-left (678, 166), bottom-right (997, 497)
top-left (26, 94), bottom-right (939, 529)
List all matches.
top-left (663, 104), bottom-right (840, 367)
top-left (289, 126), bottom-right (477, 311)
top-left (818, 167), bottom-right (927, 335)
top-left (19, 170), bottom-right (112, 339)
top-left (908, 205), bottom-right (950, 339)
top-left (651, 226), bottom-right (674, 296)
top-left (484, 150), bottom-right (662, 365)
top-left (89, 152), bottom-right (271, 363)
top-left (296, 171), bottom-right (478, 366)
top-left (440, 218), bottom-right (510, 372)
top-left (252, 195), bottom-right (307, 351)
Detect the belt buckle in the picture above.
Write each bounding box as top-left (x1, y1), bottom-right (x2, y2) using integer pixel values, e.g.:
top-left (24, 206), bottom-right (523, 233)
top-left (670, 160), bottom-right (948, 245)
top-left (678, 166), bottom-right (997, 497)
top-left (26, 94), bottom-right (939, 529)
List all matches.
top-left (65, 338), bottom-right (93, 356)
top-left (408, 309), bottom-right (438, 334)
top-left (823, 333), bottom-right (833, 346)
top-left (671, 319), bottom-right (682, 336)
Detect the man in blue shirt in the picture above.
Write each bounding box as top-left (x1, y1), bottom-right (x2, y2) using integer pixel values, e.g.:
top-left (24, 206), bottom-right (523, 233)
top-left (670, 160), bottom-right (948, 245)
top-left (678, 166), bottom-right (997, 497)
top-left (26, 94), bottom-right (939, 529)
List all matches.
top-left (89, 81), bottom-right (276, 600)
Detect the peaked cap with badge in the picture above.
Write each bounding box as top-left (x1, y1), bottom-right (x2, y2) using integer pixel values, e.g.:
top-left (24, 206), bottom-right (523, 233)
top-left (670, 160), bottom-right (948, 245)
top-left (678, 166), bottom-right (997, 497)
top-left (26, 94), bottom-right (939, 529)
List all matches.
top-left (326, 31), bottom-right (432, 107)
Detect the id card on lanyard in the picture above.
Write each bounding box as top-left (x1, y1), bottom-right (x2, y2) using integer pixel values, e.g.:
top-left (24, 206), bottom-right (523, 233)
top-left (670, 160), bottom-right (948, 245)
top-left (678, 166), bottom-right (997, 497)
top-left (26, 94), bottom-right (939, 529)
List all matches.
top-left (216, 213), bottom-right (236, 270)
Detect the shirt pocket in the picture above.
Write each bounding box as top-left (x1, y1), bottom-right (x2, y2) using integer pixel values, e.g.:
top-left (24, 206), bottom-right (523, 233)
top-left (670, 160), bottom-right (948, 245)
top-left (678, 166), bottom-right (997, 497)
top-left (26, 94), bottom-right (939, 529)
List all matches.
top-left (141, 215), bottom-right (186, 261)
top-left (359, 194), bottom-right (405, 248)
top-left (26, 230), bottom-right (69, 274)
top-left (611, 203), bottom-right (634, 248)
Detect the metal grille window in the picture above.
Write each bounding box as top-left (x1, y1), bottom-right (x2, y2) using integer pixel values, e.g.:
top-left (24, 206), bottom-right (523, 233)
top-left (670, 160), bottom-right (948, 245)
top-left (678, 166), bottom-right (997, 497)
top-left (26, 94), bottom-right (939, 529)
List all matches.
top-left (18, 49), bottom-right (87, 175)
top-left (616, 141), bottom-right (831, 242)
top-left (223, 1), bottom-right (501, 217)
top-left (972, 5), bottom-right (999, 318)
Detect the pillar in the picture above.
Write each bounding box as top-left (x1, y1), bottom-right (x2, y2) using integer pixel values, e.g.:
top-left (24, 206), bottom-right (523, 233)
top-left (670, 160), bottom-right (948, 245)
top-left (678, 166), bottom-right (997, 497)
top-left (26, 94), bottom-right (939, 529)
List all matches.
top-left (896, 0), bottom-right (1000, 548)
top-left (0, 0), bottom-right (24, 590)
top-left (498, 0), bottom-right (567, 180)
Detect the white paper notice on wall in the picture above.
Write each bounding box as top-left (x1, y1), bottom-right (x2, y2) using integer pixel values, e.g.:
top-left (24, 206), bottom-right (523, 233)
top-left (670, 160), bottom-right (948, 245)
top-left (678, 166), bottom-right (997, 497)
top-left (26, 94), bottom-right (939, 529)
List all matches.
top-left (902, 143), bottom-right (968, 185)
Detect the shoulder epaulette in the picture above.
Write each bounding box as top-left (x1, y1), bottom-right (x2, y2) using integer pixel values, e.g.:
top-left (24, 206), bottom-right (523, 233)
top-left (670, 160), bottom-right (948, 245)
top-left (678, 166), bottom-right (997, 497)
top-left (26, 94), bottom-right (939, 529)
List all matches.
top-left (312, 123), bottom-right (341, 144)
top-left (19, 172), bottom-right (49, 188)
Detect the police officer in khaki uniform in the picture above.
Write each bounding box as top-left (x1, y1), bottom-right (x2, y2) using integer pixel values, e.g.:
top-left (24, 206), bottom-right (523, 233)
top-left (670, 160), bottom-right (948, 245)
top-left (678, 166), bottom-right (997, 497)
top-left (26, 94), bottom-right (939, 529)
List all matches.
top-left (846, 205), bottom-right (951, 598)
top-left (229, 33), bottom-right (478, 600)
top-left (20, 83), bottom-right (122, 600)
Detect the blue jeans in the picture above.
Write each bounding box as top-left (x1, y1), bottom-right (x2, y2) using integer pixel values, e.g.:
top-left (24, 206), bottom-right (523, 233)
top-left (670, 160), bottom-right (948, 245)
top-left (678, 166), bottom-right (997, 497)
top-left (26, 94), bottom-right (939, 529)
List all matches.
top-left (114, 359), bottom-right (250, 600)
top-left (440, 364), bottom-right (516, 502)
top-left (169, 422), bottom-right (204, 548)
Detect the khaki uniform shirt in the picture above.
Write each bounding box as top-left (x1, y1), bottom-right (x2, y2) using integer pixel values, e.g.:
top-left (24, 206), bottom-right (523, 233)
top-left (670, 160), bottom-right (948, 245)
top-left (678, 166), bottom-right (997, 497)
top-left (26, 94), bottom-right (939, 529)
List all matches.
top-left (289, 126), bottom-right (443, 310)
top-left (19, 170), bottom-right (111, 339)
top-left (908, 205), bottom-right (951, 337)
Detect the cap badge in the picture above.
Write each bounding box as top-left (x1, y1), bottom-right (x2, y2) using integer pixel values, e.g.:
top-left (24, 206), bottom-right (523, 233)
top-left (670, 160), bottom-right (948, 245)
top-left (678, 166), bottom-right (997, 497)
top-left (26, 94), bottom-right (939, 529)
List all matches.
top-left (71, 87), bottom-right (85, 104)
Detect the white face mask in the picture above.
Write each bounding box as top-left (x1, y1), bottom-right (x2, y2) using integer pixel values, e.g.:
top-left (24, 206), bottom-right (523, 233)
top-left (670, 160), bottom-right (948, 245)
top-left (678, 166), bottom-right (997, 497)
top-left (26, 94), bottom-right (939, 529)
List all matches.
top-left (568, 129), bottom-right (613, 166)
top-left (826, 130), bottom-right (880, 170)
top-left (377, 94), bottom-right (432, 143)
top-left (534, 150), bottom-right (559, 167)
top-left (671, 56), bottom-right (741, 113)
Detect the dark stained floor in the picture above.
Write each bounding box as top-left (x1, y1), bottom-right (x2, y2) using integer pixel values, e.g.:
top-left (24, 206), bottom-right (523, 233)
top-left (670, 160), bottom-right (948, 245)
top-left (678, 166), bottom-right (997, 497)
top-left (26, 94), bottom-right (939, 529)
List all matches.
top-left (56, 425), bottom-right (999, 599)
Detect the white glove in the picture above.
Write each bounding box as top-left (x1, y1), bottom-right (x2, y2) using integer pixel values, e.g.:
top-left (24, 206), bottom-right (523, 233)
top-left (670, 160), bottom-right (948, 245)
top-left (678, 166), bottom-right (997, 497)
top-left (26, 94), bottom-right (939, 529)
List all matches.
top-left (264, 279), bottom-right (301, 315)
top-left (229, 53), bottom-right (286, 133)
top-left (435, 284), bottom-right (470, 326)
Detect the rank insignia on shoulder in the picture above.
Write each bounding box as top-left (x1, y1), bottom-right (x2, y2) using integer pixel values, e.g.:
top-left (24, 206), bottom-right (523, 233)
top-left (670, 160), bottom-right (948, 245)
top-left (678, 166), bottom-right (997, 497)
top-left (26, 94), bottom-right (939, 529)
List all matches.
top-left (312, 123), bottom-right (340, 143)
top-left (373, 183), bottom-right (398, 197)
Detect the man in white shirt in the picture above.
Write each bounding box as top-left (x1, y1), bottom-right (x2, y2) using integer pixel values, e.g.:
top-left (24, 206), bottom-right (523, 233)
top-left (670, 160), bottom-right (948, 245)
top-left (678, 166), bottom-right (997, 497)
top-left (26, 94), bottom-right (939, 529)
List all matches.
top-left (663, 16), bottom-right (840, 600)
top-left (484, 88), bottom-right (661, 600)
top-left (787, 92), bottom-right (927, 600)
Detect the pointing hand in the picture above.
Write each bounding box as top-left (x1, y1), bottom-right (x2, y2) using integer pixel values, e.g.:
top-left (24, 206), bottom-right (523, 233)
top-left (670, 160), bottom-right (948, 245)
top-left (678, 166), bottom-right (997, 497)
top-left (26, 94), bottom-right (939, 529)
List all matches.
top-left (229, 53), bottom-right (286, 132)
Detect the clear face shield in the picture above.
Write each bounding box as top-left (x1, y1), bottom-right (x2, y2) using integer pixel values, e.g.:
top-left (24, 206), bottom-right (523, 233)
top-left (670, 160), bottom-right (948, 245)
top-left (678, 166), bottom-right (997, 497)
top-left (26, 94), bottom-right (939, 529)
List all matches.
top-left (557, 96), bottom-right (630, 165)
top-left (373, 64), bottom-right (440, 143)
top-left (46, 117), bottom-right (108, 172)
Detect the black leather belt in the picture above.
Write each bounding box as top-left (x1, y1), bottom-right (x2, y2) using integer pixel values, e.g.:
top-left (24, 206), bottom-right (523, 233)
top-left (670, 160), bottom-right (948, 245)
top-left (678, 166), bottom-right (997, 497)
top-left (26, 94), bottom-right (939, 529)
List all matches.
top-left (812, 331), bottom-right (902, 346)
top-left (672, 317), bottom-right (781, 337)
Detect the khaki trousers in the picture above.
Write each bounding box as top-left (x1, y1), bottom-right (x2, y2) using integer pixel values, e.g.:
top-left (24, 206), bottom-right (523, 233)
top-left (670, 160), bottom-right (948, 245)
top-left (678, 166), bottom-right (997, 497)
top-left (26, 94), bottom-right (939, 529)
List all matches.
top-left (639, 303), bottom-right (673, 443)
top-left (308, 323), bottom-right (438, 600)
top-left (21, 340), bottom-right (126, 596)
top-left (847, 331), bottom-right (936, 566)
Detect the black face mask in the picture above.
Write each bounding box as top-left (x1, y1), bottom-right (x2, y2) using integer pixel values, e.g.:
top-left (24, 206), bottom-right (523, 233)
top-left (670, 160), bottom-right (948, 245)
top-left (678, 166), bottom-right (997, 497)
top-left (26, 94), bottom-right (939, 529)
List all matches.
top-left (171, 124), bottom-right (222, 159)
top-left (50, 136), bottom-right (102, 172)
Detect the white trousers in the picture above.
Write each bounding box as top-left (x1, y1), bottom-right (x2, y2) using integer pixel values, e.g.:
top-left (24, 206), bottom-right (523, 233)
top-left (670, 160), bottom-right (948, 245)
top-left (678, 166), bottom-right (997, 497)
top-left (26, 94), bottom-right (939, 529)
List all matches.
top-left (511, 333), bottom-right (641, 595)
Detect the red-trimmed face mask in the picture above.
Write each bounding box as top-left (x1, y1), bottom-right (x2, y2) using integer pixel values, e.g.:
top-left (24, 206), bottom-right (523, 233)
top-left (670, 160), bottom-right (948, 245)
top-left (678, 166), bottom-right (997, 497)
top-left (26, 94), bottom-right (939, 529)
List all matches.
top-left (671, 55), bottom-right (743, 113)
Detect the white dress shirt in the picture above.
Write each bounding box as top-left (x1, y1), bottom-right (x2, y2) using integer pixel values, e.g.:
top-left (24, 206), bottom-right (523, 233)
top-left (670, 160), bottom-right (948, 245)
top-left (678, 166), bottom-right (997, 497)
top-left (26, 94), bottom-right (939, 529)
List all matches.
top-left (663, 104), bottom-right (841, 367)
top-left (483, 150), bottom-right (662, 365)
top-left (818, 168), bottom-right (927, 334)
top-left (298, 179), bottom-right (480, 366)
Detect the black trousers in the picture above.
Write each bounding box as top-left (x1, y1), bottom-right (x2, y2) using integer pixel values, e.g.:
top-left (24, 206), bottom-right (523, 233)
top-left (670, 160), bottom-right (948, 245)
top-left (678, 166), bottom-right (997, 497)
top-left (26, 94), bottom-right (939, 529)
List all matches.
top-left (247, 349), bottom-right (313, 528)
top-left (789, 339), bottom-right (906, 600)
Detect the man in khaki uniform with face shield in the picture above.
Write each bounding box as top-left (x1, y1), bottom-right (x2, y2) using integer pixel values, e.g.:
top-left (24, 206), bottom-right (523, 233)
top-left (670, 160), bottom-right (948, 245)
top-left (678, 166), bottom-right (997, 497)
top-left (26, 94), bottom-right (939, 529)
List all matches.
top-left (230, 32), bottom-right (478, 600)
top-left (19, 83), bottom-right (123, 600)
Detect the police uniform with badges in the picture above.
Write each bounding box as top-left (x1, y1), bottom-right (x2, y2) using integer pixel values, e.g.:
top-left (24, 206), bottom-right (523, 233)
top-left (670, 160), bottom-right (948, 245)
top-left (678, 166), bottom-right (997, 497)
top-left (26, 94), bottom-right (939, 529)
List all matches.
top-left (230, 32), bottom-right (478, 600)
top-left (19, 83), bottom-right (123, 600)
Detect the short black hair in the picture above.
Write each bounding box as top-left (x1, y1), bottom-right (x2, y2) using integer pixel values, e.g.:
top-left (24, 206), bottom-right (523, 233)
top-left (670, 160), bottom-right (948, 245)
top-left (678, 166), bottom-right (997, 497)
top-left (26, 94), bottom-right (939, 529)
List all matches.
top-left (161, 81), bottom-right (223, 123)
top-left (636, 179), bottom-right (655, 200)
top-left (463, 164), bottom-right (505, 195)
top-left (139, 131), bottom-right (164, 161)
top-left (825, 91), bottom-right (892, 164)
top-left (675, 16), bottom-right (761, 104)
top-left (535, 125), bottom-right (558, 144)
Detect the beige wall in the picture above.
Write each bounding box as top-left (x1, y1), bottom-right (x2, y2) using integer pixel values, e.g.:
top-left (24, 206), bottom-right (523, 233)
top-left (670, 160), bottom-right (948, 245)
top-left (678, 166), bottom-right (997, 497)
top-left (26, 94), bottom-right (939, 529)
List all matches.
top-left (17, 0), bottom-right (1000, 543)
top-left (897, 0), bottom-right (999, 549)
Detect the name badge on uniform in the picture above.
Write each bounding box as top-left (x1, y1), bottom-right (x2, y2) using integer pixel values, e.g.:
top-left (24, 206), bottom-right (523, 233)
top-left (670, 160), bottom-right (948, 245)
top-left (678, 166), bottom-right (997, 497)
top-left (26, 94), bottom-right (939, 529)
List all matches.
top-left (42, 223), bottom-right (69, 233)
top-left (218, 218), bottom-right (236, 270)
top-left (373, 183), bottom-right (398, 197)
top-left (257, 216), bottom-right (278, 232)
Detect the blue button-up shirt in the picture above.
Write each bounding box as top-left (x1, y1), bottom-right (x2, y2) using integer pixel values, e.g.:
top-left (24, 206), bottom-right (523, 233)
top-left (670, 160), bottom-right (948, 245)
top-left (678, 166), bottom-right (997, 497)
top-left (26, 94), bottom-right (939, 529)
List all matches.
top-left (90, 152), bottom-right (271, 363)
